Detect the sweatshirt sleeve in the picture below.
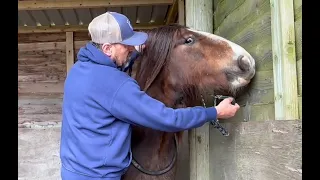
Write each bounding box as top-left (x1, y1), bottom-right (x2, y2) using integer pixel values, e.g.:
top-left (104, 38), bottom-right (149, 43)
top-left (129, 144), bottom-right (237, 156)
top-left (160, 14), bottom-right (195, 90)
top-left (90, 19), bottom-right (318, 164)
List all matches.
top-left (109, 79), bottom-right (217, 132)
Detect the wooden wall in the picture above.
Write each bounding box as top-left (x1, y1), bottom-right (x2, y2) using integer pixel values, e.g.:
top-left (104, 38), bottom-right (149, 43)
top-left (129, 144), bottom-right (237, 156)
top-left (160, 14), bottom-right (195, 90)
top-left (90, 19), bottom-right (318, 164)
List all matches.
top-left (213, 0), bottom-right (275, 122)
top-left (18, 32), bottom-right (90, 127)
top-left (294, 0), bottom-right (302, 118)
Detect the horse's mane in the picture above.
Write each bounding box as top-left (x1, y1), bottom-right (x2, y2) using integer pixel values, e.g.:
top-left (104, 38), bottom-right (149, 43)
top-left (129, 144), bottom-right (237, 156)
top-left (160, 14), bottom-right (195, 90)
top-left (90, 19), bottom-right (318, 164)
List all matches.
top-left (135, 24), bottom-right (186, 91)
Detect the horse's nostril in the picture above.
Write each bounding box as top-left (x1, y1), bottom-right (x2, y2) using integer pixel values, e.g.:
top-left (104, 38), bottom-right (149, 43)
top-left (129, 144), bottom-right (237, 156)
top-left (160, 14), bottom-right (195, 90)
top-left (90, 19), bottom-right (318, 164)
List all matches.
top-left (237, 55), bottom-right (250, 71)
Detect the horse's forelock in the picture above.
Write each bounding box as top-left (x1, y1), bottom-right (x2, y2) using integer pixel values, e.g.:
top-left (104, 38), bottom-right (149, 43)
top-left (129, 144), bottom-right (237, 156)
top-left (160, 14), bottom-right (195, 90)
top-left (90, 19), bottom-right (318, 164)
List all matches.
top-left (135, 24), bottom-right (185, 91)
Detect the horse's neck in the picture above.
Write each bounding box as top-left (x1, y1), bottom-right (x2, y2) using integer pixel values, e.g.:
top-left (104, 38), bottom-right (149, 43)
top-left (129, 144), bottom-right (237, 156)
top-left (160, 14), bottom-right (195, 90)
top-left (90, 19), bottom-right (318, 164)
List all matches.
top-left (131, 79), bottom-right (178, 169)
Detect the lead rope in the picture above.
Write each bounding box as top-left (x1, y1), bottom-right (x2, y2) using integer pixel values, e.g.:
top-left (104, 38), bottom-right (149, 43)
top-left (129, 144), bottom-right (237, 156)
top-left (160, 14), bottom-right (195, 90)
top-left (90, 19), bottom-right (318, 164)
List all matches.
top-left (200, 94), bottom-right (230, 136)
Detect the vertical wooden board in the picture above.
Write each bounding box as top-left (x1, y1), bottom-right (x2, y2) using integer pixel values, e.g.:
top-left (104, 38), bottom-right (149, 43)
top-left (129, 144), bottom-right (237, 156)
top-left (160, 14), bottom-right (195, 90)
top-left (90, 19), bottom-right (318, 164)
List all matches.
top-left (270, 0), bottom-right (299, 120)
top-left (210, 120), bottom-right (302, 180)
top-left (66, 32), bottom-right (74, 73)
top-left (294, 18), bottom-right (302, 61)
top-left (186, 0), bottom-right (213, 179)
top-left (293, 0), bottom-right (302, 20)
top-left (296, 59), bottom-right (302, 95)
top-left (137, 6), bottom-right (153, 24)
top-left (298, 96), bottom-right (302, 119)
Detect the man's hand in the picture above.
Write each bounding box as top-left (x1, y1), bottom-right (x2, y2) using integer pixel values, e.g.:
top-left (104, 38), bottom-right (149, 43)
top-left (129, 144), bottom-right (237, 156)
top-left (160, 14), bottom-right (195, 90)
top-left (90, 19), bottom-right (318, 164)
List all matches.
top-left (215, 98), bottom-right (240, 119)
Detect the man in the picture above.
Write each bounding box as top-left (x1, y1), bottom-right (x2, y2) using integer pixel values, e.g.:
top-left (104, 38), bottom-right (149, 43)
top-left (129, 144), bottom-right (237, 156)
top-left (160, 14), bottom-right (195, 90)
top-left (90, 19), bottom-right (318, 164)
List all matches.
top-left (60, 12), bottom-right (240, 180)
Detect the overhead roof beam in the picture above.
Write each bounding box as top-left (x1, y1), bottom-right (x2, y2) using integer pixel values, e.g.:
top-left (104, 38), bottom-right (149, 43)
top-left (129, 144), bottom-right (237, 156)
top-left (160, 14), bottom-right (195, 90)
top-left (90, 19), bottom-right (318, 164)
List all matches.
top-left (18, 0), bottom-right (174, 11)
top-left (18, 24), bottom-right (163, 34)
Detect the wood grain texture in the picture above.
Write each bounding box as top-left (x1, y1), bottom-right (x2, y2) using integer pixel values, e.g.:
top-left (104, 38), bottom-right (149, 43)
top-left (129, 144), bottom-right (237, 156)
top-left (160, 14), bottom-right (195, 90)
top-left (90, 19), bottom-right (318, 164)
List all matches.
top-left (270, 0), bottom-right (299, 120)
top-left (186, 0), bottom-right (212, 179)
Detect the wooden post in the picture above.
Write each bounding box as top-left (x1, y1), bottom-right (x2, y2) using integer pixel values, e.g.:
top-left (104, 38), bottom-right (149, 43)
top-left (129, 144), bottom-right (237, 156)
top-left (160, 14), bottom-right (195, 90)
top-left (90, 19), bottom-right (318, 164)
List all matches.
top-left (66, 31), bottom-right (74, 73)
top-left (185, 0), bottom-right (212, 179)
top-left (270, 0), bottom-right (299, 120)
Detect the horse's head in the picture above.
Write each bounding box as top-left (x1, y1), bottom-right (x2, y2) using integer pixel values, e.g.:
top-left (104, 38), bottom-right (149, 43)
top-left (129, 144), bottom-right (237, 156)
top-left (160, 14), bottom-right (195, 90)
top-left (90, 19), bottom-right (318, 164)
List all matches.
top-left (135, 24), bottom-right (256, 106)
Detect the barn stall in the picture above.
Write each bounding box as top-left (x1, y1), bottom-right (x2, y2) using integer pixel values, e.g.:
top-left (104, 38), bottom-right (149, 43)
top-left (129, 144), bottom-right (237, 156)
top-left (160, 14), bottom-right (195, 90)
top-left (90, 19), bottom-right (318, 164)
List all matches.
top-left (18, 0), bottom-right (302, 180)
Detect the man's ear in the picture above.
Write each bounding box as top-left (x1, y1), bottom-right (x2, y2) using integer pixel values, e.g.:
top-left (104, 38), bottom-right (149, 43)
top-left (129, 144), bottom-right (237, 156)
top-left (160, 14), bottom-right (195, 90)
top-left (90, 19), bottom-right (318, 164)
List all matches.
top-left (101, 43), bottom-right (112, 56)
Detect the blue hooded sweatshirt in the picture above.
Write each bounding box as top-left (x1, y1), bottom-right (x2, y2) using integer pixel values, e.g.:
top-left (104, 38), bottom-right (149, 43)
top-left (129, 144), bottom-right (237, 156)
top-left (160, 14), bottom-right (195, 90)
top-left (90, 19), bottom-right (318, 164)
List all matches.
top-left (60, 42), bottom-right (218, 180)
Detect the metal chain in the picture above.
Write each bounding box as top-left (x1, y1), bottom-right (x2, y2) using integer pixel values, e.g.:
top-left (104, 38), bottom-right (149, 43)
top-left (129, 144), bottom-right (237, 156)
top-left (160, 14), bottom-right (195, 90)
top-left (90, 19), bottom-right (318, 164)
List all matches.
top-left (201, 94), bottom-right (230, 136)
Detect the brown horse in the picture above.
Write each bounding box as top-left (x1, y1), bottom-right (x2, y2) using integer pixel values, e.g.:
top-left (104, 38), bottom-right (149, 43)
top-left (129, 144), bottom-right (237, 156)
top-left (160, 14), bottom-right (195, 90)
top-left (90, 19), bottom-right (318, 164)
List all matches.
top-left (121, 24), bottom-right (256, 180)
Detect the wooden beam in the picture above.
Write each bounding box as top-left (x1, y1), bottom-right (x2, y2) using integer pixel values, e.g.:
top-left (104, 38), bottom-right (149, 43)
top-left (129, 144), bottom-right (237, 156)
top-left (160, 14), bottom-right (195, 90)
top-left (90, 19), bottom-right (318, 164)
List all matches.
top-left (185, 0), bottom-right (212, 180)
top-left (18, 0), bottom-right (174, 10)
top-left (178, 0), bottom-right (185, 26)
top-left (18, 24), bottom-right (163, 34)
top-left (166, 0), bottom-right (179, 25)
top-left (66, 32), bottom-right (74, 73)
top-left (18, 41), bottom-right (88, 52)
top-left (270, 0), bottom-right (299, 120)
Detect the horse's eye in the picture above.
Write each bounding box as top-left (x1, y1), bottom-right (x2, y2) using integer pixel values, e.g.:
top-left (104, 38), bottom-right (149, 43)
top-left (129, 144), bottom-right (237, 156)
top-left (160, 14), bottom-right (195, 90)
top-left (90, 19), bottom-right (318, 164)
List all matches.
top-left (185, 37), bottom-right (194, 44)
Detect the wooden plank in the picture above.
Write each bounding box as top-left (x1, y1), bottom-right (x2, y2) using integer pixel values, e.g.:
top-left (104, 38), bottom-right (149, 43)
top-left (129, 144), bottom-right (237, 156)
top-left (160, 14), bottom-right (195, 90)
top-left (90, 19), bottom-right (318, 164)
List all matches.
top-left (178, 0), bottom-right (185, 25)
top-left (18, 74), bottom-right (65, 83)
top-left (294, 18), bottom-right (302, 61)
top-left (18, 82), bottom-right (64, 95)
top-left (66, 32), bottom-right (74, 73)
top-left (298, 96), bottom-right (302, 119)
top-left (166, 0), bottom-right (179, 25)
top-left (210, 120), bottom-right (302, 180)
top-left (293, 0), bottom-right (302, 20)
top-left (18, 24), bottom-right (163, 33)
top-left (229, 12), bottom-right (271, 51)
top-left (18, 0), bottom-right (174, 10)
top-left (213, 0), bottom-right (246, 29)
top-left (18, 32), bottom-right (90, 43)
top-left (18, 99), bottom-right (62, 115)
top-left (236, 70), bottom-right (274, 106)
top-left (227, 103), bottom-right (275, 122)
top-left (18, 32), bottom-right (66, 43)
top-left (18, 40), bottom-right (88, 51)
top-left (270, 0), bottom-right (299, 120)
top-left (296, 59), bottom-right (302, 95)
top-left (18, 64), bottom-right (66, 75)
top-left (243, 37), bottom-right (272, 71)
top-left (185, 0), bottom-right (212, 179)
top-left (214, 0), bottom-right (270, 40)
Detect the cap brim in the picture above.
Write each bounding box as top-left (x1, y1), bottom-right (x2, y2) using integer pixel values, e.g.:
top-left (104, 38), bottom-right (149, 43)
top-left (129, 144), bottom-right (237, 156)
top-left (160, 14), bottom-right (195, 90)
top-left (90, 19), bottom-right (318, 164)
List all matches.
top-left (119, 31), bottom-right (148, 46)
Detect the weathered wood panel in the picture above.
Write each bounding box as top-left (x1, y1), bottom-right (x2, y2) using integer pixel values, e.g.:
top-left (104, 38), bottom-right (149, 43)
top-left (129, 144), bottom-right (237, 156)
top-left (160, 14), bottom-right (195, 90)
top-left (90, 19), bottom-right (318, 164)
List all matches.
top-left (18, 32), bottom-right (91, 43)
top-left (18, 33), bottom-right (69, 125)
top-left (210, 120), bottom-right (302, 180)
top-left (213, 0), bottom-right (274, 121)
top-left (294, 0), bottom-right (302, 118)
